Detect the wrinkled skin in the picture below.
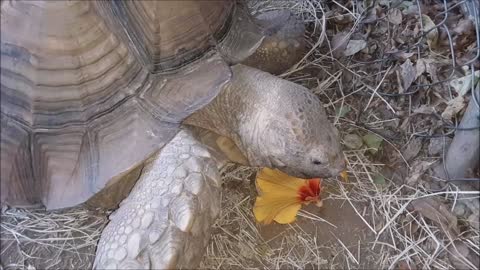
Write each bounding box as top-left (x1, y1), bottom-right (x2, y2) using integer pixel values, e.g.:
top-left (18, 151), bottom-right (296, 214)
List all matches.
top-left (185, 64), bottom-right (345, 178)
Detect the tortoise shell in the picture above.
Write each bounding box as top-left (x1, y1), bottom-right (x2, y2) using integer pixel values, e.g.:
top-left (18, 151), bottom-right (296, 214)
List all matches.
top-left (0, 0), bottom-right (245, 209)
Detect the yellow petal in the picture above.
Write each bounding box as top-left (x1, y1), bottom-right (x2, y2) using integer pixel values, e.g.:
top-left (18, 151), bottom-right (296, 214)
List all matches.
top-left (253, 195), bottom-right (300, 224)
top-left (253, 168), bottom-right (313, 225)
top-left (256, 168), bottom-right (306, 194)
top-left (273, 204), bottom-right (302, 224)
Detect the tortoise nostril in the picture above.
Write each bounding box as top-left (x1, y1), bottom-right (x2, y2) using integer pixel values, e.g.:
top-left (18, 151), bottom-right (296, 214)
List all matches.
top-left (312, 159), bottom-right (322, 165)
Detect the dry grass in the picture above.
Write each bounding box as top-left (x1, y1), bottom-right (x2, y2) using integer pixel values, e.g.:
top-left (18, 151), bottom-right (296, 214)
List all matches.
top-left (1, 207), bottom-right (108, 269)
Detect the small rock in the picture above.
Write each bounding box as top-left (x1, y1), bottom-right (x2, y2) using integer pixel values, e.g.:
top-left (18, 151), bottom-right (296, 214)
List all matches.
top-left (428, 137), bottom-right (452, 156)
top-left (343, 134), bottom-right (363, 149)
top-left (453, 203), bottom-right (466, 217)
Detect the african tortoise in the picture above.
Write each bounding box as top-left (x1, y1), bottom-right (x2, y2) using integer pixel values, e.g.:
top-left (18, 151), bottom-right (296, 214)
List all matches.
top-left (0, 1), bottom-right (345, 269)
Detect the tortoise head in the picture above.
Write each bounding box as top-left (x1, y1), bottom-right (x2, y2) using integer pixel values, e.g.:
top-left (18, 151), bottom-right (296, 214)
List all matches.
top-left (253, 82), bottom-right (345, 179)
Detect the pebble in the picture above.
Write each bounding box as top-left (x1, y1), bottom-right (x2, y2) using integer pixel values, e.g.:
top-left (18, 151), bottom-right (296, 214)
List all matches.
top-left (453, 203), bottom-right (466, 217)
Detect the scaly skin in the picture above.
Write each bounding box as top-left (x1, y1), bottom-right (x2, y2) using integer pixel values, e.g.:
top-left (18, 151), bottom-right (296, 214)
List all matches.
top-left (94, 130), bottom-right (221, 269)
top-left (185, 64), bottom-right (345, 178)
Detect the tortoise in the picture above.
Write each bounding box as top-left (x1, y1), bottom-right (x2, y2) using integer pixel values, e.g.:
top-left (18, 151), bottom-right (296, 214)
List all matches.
top-left (0, 0), bottom-right (345, 269)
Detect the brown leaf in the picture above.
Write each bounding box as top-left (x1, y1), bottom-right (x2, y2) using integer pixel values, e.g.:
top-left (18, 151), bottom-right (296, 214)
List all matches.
top-left (331, 32), bottom-right (350, 58)
top-left (415, 59), bottom-right (426, 80)
top-left (400, 59), bottom-right (416, 92)
top-left (411, 197), bottom-right (459, 237)
top-left (441, 95), bottom-right (465, 120)
top-left (405, 160), bottom-right (435, 186)
top-left (413, 105), bottom-right (436, 115)
top-left (421, 15), bottom-right (438, 47)
top-left (415, 58), bottom-right (438, 82)
top-left (402, 137), bottom-right (423, 161)
top-left (453, 19), bottom-right (474, 36)
top-left (386, 50), bottom-right (414, 61)
top-left (387, 8), bottom-right (403, 25)
top-left (344, 40), bottom-right (367, 56)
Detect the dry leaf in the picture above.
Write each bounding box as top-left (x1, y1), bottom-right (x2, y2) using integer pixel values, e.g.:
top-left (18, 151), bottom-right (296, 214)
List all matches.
top-left (400, 59), bottom-right (416, 92)
top-left (415, 58), bottom-right (426, 79)
top-left (416, 58), bottom-right (439, 82)
top-left (253, 168), bottom-right (322, 225)
top-left (453, 19), bottom-right (474, 36)
top-left (402, 137), bottom-right (423, 161)
top-left (410, 197), bottom-right (459, 236)
top-left (387, 8), bottom-right (403, 25)
top-left (450, 70), bottom-right (480, 97)
top-left (421, 15), bottom-right (438, 47)
top-left (331, 31), bottom-right (350, 58)
top-left (344, 40), bottom-right (367, 56)
top-left (405, 160), bottom-right (435, 186)
top-left (386, 50), bottom-right (414, 61)
top-left (413, 104), bottom-right (436, 115)
top-left (441, 95), bottom-right (465, 120)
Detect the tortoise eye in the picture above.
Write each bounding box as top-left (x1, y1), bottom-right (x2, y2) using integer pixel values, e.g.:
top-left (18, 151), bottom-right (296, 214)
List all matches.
top-left (312, 159), bottom-right (322, 165)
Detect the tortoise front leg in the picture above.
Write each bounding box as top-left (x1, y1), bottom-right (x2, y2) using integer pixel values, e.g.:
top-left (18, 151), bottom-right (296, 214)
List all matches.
top-left (93, 130), bottom-right (221, 269)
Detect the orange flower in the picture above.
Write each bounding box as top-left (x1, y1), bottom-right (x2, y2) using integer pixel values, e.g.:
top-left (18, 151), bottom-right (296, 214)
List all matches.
top-left (253, 168), bottom-right (323, 225)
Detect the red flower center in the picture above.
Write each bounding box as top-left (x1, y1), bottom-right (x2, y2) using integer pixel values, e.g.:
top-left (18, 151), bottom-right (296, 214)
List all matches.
top-left (297, 178), bottom-right (321, 203)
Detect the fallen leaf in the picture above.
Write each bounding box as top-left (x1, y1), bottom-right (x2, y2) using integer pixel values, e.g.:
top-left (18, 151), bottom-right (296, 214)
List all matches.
top-left (400, 59), bottom-right (416, 92)
top-left (416, 58), bottom-right (439, 82)
top-left (335, 105), bottom-right (351, 118)
top-left (413, 105), bottom-right (436, 115)
top-left (450, 70), bottom-right (480, 97)
top-left (405, 160), bottom-right (435, 186)
top-left (344, 40), bottom-right (367, 56)
top-left (410, 197), bottom-right (459, 236)
top-left (385, 50), bottom-right (414, 61)
top-left (362, 133), bottom-right (383, 154)
top-left (253, 168), bottom-right (322, 225)
top-left (387, 8), bottom-right (403, 25)
top-left (373, 173), bottom-right (386, 186)
top-left (331, 31), bottom-right (350, 58)
top-left (421, 15), bottom-right (438, 47)
top-left (453, 19), bottom-right (474, 36)
top-left (343, 133), bottom-right (363, 149)
top-left (441, 95), bottom-right (465, 120)
top-left (402, 137), bottom-right (423, 161)
top-left (415, 58), bottom-right (427, 79)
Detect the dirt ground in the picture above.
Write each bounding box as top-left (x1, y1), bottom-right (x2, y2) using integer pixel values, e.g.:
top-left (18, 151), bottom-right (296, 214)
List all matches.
top-left (200, 167), bottom-right (381, 269)
top-left (1, 0), bottom-right (480, 269)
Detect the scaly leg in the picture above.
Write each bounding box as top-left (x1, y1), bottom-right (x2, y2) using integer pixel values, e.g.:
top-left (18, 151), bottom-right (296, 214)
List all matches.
top-left (93, 130), bottom-right (221, 269)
